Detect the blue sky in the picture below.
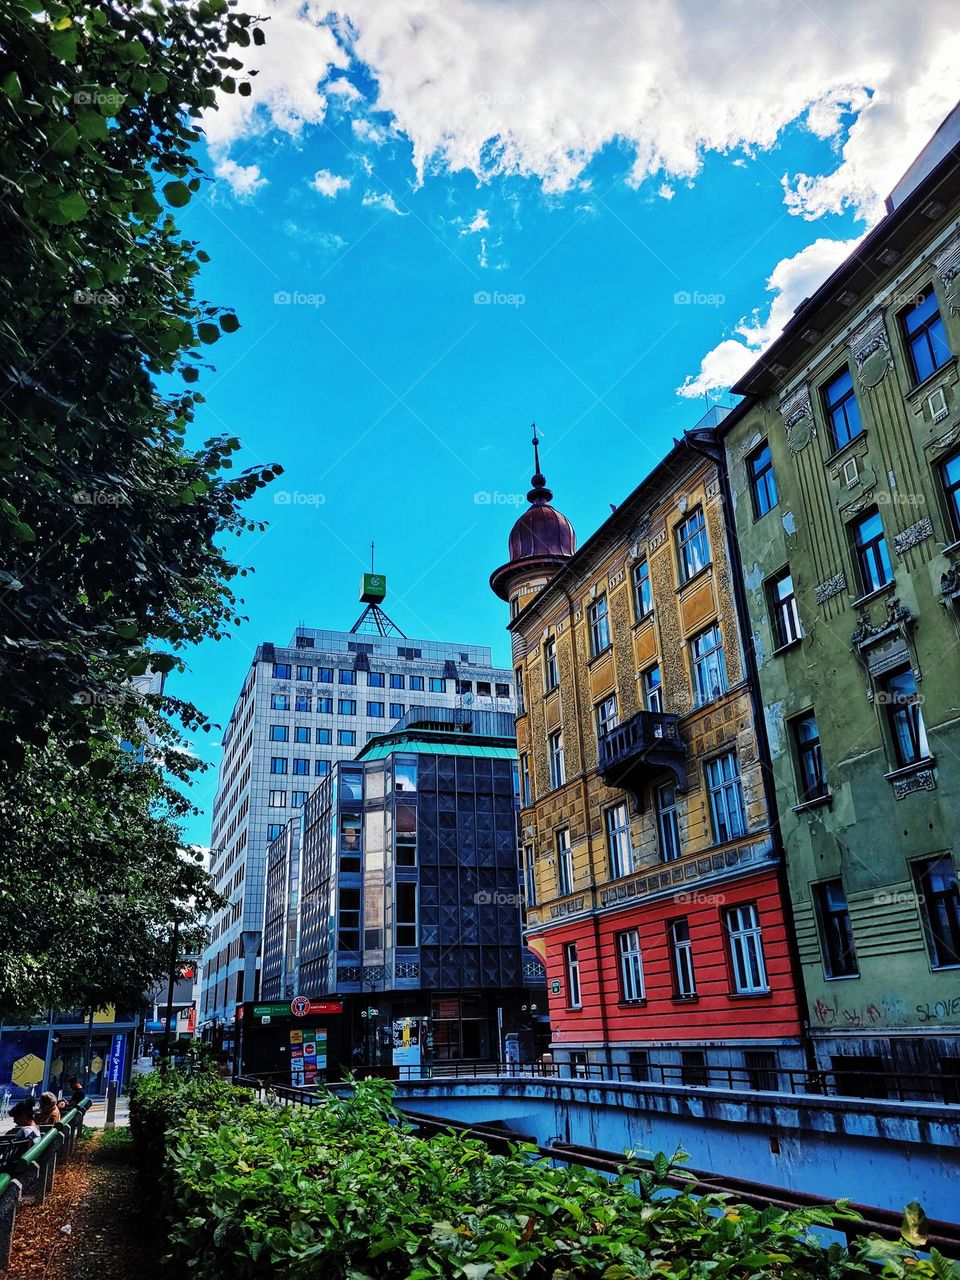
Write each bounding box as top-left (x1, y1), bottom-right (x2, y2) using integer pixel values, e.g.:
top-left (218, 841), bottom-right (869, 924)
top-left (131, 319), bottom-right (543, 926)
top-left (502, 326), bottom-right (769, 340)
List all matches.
top-left (170, 3), bottom-right (958, 843)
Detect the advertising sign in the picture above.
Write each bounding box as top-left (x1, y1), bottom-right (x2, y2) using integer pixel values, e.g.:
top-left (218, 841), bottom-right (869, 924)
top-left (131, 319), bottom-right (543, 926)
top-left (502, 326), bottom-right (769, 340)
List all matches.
top-left (391, 1018), bottom-right (422, 1070)
top-left (289, 1028), bottom-right (327, 1086)
top-left (290, 997), bottom-right (343, 1018)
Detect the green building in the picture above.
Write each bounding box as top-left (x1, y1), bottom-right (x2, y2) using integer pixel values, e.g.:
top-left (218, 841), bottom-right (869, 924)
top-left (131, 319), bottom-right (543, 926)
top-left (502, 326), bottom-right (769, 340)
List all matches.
top-left (719, 106), bottom-right (960, 1096)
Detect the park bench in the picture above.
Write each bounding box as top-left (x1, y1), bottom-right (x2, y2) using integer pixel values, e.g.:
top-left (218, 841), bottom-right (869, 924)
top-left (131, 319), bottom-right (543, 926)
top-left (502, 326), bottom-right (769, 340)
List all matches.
top-left (0, 1098), bottom-right (90, 1268)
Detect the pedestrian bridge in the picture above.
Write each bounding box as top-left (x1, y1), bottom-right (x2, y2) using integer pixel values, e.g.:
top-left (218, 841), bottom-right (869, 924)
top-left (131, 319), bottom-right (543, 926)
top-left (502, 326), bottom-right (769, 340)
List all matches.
top-left (383, 1073), bottom-right (960, 1227)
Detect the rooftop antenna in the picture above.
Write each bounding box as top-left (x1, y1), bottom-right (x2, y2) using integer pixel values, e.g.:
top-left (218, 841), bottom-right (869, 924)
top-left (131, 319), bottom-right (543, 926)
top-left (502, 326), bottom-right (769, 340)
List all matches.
top-left (350, 544), bottom-right (406, 637)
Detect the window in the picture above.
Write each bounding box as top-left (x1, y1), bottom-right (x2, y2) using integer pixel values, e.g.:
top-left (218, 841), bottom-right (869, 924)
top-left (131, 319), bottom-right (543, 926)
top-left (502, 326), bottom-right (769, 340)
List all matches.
top-left (340, 768), bottom-right (363, 803)
top-left (296, 664), bottom-right (312, 681)
top-left (628, 1050), bottom-right (650, 1082)
top-left (744, 1050), bottom-right (778, 1092)
top-left (295, 694), bottom-right (312, 713)
top-left (270, 693), bottom-right (290, 710)
top-left (814, 879), bottom-right (858, 977)
top-left (676, 507), bottom-right (710, 582)
top-left (595, 695), bottom-right (618, 739)
top-left (339, 669), bottom-right (356, 685)
top-left (851, 509), bottom-right (892, 595)
top-left (523, 845), bottom-right (537, 908)
top-left (339, 813), bottom-right (361, 851)
top-left (941, 449), bottom-right (960, 540)
top-left (681, 1050), bottom-right (708, 1086)
top-left (544, 636), bottom-right (559, 691)
top-left (316, 728), bottom-right (331, 744)
top-left (747, 441), bottom-right (778, 517)
top-left (632, 559), bottom-right (652, 618)
top-left (367, 701), bottom-right (385, 718)
top-left (605, 803), bottom-right (633, 879)
top-left (293, 726), bottom-right (310, 744)
top-left (495, 682), bottom-right (511, 698)
top-left (389, 702), bottom-right (405, 719)
top-left (317, 666), bottom-right (333, 683)
top-left (548, 730), bottom-right (565, 789)
top-left (394, 759), bottom-right (417, 793)
top-left (691, 623), bottom-right (727, 706)
top-left (395, 882), bottom-right (418, 947)
top-left (768, 569), bottom-right (801, 649)
top-left (456, 679), bottom-right (472, 695)
top-left (291, 790), bottom-right (308, 807)
top-left (269, 757), bottom-right (288, 774)
top-left (656, 782), bottom-right (681, 862)
top-left (396, 806), bottom-right (417, 865)
top-left (269, 724), bottom-right (289, 742)
top-left (338, 887), bottom-right (361, 951)
top-left (292, 758), bottom-right (309, 776)
top-left (913, 855), bottom-right (960, 969)
top-left (317, 696), bottom-right (333, 714)
top-left (515, 668), bottom-right (525, 715)
top-left (367, 671), bottom-right (385, 688)
top-left (670, 918), bottom-right (696, 997)
top-left (338, 698), bottom-right (356, 716)
top-left (338, 730), bottom-right (356, 747)
top-left (429, 676), bottom-right (446, 693)
top-left (272, 662), bottom-right (291, 680)
top-left (617, 929), bottom-right (645, 1002)
top-left (409, 675), bottom-right (424, 691)
top-left (902, 288), bottom-right (951, 384)
top-left (266, 823), bottom-right (284, 842)
top-left (556, 828), bottom-right (573, 896)
top-left (520, 753), bottom-right (532, 808)
top-left (589, 594), bottom-right (610, 656)
top-left (390, 673), bottom-right (405, 689)
top-left (477, 680), bottom-right (492, 696)
top-left (268, 789), bottom-right (286, 808)
top-left (792, 713), bottom-right (827, 801)
top-left (706, 752), bottom-right (746, 843)
top-left (725, 903), bottom-right (768, 993)
top-left (564, 942), bottom-right (581, 1008)
top-left (642, 664), bottom-right (662, 713)
top-left (881, 667), bottom-right (929, 767)
top-left (315, 759), bottom-right (330, 777)
top-left (823, 367), bottom-right (863, 451)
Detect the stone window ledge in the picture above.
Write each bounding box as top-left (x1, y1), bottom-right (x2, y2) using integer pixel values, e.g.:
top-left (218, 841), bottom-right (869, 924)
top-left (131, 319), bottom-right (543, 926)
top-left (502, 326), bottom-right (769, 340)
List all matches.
top-left (851, 580), bottom-right (896, 611)
top-left (792, 793), bottom-right (833, 815)
top-left (884, 756), bottom-right (936, 784)
top-left (904, 355), bottom-right (957, 402)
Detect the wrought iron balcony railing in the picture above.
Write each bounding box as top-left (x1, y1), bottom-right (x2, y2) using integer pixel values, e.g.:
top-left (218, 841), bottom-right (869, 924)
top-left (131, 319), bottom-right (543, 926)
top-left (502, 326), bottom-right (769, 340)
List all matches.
top-left (597, 709), bottom-right (687, 808)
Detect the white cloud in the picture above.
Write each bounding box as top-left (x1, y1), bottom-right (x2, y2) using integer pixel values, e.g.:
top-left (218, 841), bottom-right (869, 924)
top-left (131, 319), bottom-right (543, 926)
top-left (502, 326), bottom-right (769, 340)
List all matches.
top-left (461, 209), bottom-right (490, 235)
top-left (214, 158), bottom-right (267, 199)
top-left (311, 168), bottom-right (352, 197)
top-left (677, 236), bottom-right (861, 398)
top-left (352, 117), bottom-right (389, 146)
top-left (361, 190), bottom-right (407, 215)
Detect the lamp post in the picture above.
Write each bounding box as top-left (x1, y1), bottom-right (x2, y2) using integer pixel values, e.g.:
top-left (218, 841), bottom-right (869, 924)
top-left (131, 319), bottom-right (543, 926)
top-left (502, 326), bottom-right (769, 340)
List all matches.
top-left (159, 918), bottom-right (180, 1072)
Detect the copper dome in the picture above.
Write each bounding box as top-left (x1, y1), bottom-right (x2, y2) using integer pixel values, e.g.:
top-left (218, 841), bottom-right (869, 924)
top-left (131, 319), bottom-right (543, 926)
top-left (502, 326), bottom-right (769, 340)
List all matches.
top-left (489, 429), bottom-right (576, 601)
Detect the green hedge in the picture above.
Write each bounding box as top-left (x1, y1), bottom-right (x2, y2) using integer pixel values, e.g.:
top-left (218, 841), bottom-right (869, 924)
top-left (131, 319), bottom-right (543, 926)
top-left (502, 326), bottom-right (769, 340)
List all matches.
top-left (133, 1073), bottom-right (956, 1280)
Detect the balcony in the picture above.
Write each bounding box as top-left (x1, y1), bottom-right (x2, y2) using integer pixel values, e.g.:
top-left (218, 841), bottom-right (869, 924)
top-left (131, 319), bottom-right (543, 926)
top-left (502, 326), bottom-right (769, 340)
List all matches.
top-left (597, 710), bottom-right (687, 809)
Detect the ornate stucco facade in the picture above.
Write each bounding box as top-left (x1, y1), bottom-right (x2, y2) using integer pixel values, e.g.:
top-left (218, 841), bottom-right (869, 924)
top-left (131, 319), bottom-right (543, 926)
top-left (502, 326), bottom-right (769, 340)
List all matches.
top-left (721, 118), bottom-right (960, 1094)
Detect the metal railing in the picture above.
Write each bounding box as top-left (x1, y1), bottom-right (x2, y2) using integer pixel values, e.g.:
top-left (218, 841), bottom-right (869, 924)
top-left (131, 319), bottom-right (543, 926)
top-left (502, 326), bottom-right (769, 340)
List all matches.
top-left (598, 710), bottom-right (684, 772)
top-left (237, 1059), bottom-right (960, 1105)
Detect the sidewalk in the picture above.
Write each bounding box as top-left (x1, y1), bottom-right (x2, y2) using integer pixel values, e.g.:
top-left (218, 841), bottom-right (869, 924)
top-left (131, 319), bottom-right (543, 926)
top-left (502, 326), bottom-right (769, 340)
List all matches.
top-left (7, 1128), bottom-right (156, 1279)
top-left (81, 1099), bottom-right (130, 1129)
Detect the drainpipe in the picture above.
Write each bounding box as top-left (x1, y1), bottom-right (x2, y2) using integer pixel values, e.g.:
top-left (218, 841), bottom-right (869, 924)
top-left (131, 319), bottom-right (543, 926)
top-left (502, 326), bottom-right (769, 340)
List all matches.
top-left (685, 429), bottom-right (816, 1075)
top-left (560, 584), bottom-right (614, 1077)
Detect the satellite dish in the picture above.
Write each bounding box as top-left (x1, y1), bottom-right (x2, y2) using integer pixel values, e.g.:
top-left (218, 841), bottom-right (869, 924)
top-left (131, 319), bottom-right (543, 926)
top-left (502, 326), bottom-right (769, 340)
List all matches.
top-left (463, 693), bottom-right (474, 705)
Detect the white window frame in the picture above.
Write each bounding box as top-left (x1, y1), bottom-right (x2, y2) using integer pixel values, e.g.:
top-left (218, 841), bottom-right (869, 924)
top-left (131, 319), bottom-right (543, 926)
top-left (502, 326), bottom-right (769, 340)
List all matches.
top-left (595, 694), bottom-right (618, 740)
top-left (564, 942), bottom-right (581, 1008)
top-left (670, 918), bottom-right (696, 997)
top-left (523, 844), bottom-right (537, 908)
top-left (544, 636), bottom-right (559, 691)
top-left (589, 594), bottom-right (610, 656)
top-left (605, 802), bottom-right (633, 879)
top-left (725, 903), bottom-right (769, 994)
top-left (549, 730), bottom-right (565, 789)
top-left (706, 751), bottom-right (746, 843)
top-left (691, 623), bottom-right (728, 706)
top-left (656, 782), bottom-right (682, 861)
top-left (617, 929), bottom-right (645, 1002)
top-left (556, 827), bottom-right (573, 896)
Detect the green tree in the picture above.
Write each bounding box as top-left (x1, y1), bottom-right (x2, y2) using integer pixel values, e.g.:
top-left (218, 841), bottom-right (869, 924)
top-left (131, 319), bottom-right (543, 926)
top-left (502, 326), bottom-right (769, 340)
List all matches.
top-left (0, 0), bottom-right (277, 1013)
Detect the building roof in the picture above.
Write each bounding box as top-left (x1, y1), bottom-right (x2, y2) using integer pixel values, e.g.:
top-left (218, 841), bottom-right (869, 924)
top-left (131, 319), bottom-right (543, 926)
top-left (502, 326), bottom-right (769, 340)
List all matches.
top-left (490, 429), bottom-right (576, 600)
top-left (729, 101), bottom-right (960, 400)
top-left (358, 738), bottom-right (517, 760)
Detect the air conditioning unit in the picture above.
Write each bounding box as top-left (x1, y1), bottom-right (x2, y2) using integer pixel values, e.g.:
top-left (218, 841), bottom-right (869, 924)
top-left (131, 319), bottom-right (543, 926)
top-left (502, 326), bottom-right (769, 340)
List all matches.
top-left (841, 456), bottom-right (859, 488)
top-left (928, 386), bottom-right (948, 423)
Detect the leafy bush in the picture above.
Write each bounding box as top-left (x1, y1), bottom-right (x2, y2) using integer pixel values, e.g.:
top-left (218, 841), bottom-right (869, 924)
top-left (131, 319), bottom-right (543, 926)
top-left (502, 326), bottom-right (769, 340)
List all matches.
top-left (134, 1073), bottom-right (958, 1280)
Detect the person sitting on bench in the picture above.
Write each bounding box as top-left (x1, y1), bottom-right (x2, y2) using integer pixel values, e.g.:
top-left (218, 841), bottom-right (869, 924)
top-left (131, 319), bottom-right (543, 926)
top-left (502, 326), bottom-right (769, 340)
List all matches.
top-left (6, 1101), bottom-right (40, 1145)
